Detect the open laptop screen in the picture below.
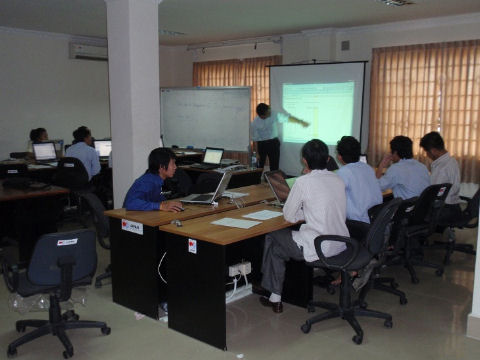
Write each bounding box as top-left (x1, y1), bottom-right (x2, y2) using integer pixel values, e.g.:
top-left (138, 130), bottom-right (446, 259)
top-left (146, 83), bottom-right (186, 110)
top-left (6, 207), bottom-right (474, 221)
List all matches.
top-left (264, 170), bottom-right (290, 204)
top-left (94, 140), bottom-right (112, 157)
top-left (203, 147), bottom-right (223, 165)
top-left (32, 142), bottom-right (57, 161)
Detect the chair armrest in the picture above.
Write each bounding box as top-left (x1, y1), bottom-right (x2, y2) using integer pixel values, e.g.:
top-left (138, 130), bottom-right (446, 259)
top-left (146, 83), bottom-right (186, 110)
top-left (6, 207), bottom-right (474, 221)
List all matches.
top-left (2, 257), bottom-right (19, 293)
top-left (57, 256), bottom-right (76, 302)
top-left (314, 235), bottom-right (359, 271)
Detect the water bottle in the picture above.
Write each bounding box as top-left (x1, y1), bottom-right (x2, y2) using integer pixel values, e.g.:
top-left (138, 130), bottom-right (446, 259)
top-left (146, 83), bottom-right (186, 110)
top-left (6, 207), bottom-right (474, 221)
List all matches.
top-left (251, 151), bottom-right (257, 168)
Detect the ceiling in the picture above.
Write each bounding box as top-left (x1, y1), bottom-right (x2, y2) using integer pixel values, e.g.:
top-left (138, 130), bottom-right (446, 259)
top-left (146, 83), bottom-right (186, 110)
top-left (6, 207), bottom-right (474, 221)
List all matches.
top-left (0, 0), bottom-right (479, 46)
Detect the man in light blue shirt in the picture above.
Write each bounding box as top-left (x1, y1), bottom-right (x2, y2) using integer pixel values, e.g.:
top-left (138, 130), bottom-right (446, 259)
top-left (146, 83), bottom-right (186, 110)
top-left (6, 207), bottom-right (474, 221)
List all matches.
top-left (65, 126), bottom-right (101, 181)
top-left (376, 135), bottom-right (430, 199)
top-left (336, 136), bottom-right (382, 223)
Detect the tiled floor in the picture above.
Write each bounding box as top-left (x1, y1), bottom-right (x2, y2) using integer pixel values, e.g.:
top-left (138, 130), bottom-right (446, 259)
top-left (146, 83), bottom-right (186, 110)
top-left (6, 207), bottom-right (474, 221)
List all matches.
top-left (0, 227), bottom-right (479, 360)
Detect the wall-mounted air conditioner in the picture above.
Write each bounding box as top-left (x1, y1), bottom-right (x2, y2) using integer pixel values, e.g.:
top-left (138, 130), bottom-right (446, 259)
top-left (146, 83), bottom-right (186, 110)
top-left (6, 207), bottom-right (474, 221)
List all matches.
top-left (69, 43), bottom-right (108, 61)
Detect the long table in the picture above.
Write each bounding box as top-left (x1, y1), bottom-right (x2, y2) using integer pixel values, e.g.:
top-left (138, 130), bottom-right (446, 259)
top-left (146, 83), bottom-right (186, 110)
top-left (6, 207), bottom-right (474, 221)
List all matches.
top-left (159, 203), bottom-right (312, 350)
top-left (104, 184), bottom-right (275, 319)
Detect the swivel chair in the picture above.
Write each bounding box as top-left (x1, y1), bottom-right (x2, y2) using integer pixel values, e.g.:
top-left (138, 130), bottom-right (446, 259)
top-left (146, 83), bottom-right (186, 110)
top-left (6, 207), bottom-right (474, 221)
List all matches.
top-left (2, 229), bottom-right (111, 358)
top-left (300, 198), bottom-right (401, 344)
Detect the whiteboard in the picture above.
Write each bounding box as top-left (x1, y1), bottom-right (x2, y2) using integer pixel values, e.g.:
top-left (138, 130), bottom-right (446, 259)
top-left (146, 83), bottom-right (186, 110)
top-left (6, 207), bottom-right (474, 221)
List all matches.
top-left (160, 87), bottom-right (251, 151)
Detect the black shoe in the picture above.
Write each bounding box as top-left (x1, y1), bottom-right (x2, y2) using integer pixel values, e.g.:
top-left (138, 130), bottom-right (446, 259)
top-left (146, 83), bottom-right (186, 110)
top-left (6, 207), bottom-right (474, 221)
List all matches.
top-left (259, 296), bottom-right (283, 313)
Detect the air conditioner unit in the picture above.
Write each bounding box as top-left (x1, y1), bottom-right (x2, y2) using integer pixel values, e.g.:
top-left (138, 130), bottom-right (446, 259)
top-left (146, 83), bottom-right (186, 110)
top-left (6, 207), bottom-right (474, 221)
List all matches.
top-left (69, 43), bottom-right (108, 61)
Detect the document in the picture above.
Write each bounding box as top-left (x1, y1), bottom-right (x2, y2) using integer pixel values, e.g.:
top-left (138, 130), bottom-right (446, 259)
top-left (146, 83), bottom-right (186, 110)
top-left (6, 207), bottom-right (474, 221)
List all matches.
top-left (222, 191), bottom-right (249, 199)
top-left (242, 210), bottom-right (283, 221)
top-left (211, 217), bottom-right (261, 229)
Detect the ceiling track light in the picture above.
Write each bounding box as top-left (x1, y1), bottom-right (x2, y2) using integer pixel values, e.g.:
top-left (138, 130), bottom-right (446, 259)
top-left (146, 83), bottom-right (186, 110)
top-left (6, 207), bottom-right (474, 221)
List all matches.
top-left (376, 0), bottom-right (414, 6)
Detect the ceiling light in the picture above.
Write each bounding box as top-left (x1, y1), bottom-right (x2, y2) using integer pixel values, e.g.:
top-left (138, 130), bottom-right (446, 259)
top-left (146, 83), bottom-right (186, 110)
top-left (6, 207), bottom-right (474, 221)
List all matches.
top-left (376, 0), bottom-right (414, 6)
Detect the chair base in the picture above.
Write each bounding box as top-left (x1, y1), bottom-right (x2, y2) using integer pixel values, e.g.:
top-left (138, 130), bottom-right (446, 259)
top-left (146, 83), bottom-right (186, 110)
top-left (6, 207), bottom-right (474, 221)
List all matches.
top-left (433, 239), bottom-right (476, 265)
top-left (356, 276), bottom-right (408, 306)
top-left (7, 296), bottom-right (110, 358)
top-left (95, 264), bottom-right (112, 288)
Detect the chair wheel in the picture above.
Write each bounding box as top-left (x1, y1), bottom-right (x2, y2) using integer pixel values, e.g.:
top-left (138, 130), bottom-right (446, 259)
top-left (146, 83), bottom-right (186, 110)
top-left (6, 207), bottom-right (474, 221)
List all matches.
top-left (400, 297), bottom-right (408, 305)
top-left (307, 305), bottom-right (316, 313)
top-left (435, 269), bottom-right (444, 276)
top-left (384, 319), bottom-right (393, 328)
top-left (101, 326), bottom-right (111, 335)
top-left (411, 277), bottom-right (419, 284)
top-left (7, 346), bottom-right (17, 358)
top-left (16, 324), bottom-right (26, 333)
top-left (390, 281), bottom-right (398, 289)
top-left (359, 301), bottom-right (368, 309)
top-left (301, 323), bottom-right (311, 334)
top-left (63, 350), bottom-right (73, 359)
top-left (352, 335), bottom-right (363, 344)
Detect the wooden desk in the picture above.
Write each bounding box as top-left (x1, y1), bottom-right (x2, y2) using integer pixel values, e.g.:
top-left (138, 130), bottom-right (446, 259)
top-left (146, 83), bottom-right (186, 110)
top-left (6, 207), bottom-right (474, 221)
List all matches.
top-left (160, 203), bottom-right (312, 350)
top-left (0, 181), bottom-right (68, 261)
top-left (180, 166), bottom-right (263, 189)
top-left (104, 184), bottom-right (275, 319)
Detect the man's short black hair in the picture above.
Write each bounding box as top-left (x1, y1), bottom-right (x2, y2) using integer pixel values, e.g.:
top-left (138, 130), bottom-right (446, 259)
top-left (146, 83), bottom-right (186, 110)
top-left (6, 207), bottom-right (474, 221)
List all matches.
top-left (256, 103), bottom-right (269, 117)
top-left (29, 128), bottom-right (46, 142)
top-left (302, 139), bottom-right (329, 170)
top-left (147, 148), bottom-right (176, 174)
top-left (420, 131), bottom-right (445, 152)
top-left (72, 126), bottom-right (91, 143)
top-left (336, 136), bottom-right (361, 163)
top-left (390, 135), bottom-right (413, 159)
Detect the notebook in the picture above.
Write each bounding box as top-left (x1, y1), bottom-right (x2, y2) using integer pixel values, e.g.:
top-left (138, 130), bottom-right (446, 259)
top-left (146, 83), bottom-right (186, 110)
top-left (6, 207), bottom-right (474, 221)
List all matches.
top-left (180, 171), bottom-right (232, 204)
top-left (190, 147), bottom-right (224, 170)
top-left (94, 139), bottom-right (112, 160)
top-left (32, 142), bottom-right (58, 166)
top-left (264, 170), bottom-right (290, 206)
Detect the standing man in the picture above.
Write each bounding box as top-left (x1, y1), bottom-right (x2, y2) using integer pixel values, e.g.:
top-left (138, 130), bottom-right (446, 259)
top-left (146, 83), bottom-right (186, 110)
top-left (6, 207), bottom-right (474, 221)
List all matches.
top-left (376, 135), bottom-right (430, 199)
top-left (336, 136), bottom-right (382, 223)
top-left (259, 139), bottom-right (349, 313)
top-left (420, 131), bottom-right (461, 221)
top-left (251, 103), bottom-right (308, 171)
top-left (65, 126), bottom-right (101, 181)
top-left (124, 147), bottom-right (183, 212)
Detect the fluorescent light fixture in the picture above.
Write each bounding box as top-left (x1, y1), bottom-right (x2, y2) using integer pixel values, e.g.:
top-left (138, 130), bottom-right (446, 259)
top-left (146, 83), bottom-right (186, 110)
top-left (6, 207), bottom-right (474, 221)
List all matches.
top-left (376, 0), bottom-right (414, 6)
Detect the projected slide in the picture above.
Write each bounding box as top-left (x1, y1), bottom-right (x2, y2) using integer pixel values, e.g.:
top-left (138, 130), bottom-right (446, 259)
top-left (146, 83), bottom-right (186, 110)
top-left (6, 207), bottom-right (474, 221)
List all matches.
top-left (281, 82), bottom-right (354, 145)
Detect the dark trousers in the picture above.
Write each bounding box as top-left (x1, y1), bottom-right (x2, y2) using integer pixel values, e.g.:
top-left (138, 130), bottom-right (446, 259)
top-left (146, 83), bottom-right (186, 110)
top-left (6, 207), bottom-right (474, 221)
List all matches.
top-left (257, 137), bottom-right (280, 171)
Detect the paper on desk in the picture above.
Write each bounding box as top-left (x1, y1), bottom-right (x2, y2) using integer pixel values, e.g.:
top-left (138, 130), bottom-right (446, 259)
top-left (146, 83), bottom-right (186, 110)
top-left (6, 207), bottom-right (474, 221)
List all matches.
top-left (242, 210), bottom-right (283, 221)
top-left (223, 191), bottom-right (249, 199)
top-left (211, 217), bottom-right (261, 229)
top-left (184, 151), bottom-right (198, 155)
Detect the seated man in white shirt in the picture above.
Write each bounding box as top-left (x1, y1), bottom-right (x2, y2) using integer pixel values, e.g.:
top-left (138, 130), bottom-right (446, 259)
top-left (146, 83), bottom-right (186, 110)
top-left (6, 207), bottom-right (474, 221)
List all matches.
top-left (420, 131), bottom-right (462, 222)
top-left (65, 126), bottom-right (101, 181)
top-left (376, 135), bottom-right (430, 199)
top-left (259, 139), bottom-right (349, 313)
top-left (336, 136), bottom-right (383, 223)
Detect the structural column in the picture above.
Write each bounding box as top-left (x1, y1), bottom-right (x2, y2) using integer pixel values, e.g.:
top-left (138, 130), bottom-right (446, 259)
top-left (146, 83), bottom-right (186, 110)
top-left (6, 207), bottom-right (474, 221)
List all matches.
top-left (105, 0), bottom-right (163, 206)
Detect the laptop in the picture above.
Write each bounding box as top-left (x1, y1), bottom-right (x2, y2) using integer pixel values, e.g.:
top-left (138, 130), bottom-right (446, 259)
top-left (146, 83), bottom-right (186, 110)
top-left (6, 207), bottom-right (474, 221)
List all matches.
top-left (264, 170), bottom-right (290, 206)
top-left (190, 147), bottom-right (224, 170)
top-left (94, 139), bottom-right (112, 160)
top-left (180, 171), bottom-right (233, 204)
top-left (32, 141), bottom-right (58, 166)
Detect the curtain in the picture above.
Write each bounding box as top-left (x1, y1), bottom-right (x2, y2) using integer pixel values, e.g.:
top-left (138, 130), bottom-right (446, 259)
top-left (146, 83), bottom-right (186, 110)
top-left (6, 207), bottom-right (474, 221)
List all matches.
top-left (368, 40), bottom-right (480, 182)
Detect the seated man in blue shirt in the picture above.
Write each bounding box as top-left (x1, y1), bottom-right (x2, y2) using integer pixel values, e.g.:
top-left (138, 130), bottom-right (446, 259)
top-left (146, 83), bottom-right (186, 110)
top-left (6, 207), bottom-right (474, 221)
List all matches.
top-left (124, 148), bottom-right (183, 212)
top-left (65, 126), bottom-right (101, 181)
top-left (336, 136), bottom-right (382, 223)
top-left (376, 135), bottom-right (430, 199)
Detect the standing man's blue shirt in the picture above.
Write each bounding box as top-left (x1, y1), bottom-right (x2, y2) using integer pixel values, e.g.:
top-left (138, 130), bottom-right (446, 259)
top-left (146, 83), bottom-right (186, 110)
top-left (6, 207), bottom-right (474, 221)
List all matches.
top-left (65, 142), bottom-right (101, 180)
top-left (124, 172), bottom-right (166, 211)
top-left (378, 158), bottom-right (430, 199)
top-left (337, 162), bottom-right (383, 223)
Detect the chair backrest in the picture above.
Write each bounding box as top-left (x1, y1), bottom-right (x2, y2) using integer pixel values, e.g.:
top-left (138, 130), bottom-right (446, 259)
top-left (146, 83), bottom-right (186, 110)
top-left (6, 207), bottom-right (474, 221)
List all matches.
top-left (464, 188), bottom-right (480, 222)
top-left (410, 183), bottom-right (452, 233)
top-left (364, 198), bottom-right (402, 255)
top-left (28, 229), bottom-right (97, 287)
top-left (53, 157), bottom-right (89, 190)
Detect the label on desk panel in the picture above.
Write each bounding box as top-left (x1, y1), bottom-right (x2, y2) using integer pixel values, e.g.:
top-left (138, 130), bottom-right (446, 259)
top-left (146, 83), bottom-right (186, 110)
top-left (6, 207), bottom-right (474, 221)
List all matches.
top-left (121, 219), bottom-right (143, 235)
top-left (57, 238), bottom-right (78, 246)
top-left (188, 239), bottom-right (197, 254)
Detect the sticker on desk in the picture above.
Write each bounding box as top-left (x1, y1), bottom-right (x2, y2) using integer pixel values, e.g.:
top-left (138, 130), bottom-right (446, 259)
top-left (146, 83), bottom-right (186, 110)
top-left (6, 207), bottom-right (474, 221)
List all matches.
top-left (57, 238), bottom-right (78, 246)
top-left (188, 239), bottom-right (197, 254)
top-left (121, 219), bottom-right (144, 235)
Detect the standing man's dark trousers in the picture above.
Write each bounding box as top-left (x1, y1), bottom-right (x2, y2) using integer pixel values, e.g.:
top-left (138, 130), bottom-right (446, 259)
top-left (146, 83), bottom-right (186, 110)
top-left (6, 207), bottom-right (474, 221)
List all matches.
top-left (257, 137), bottom-right (281, 171)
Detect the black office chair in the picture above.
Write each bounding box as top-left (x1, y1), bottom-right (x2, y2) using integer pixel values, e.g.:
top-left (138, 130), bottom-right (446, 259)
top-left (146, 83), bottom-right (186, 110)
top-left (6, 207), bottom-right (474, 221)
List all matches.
top-left (2, 229), bottom-right (111, 358)
top-left (163, 168), bottom-right (193, 198)
top-left (300, 198), bottom-right (401, 345)
top-left (436, 188), bottom-right (479, 264)
top-left (53, 157), bottom-right (92, 227)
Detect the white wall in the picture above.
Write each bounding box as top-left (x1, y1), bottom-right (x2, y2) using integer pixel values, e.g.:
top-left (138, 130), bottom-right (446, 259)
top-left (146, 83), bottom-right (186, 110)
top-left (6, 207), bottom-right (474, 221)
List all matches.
top-left (0, 28), bottom-right (110, 159)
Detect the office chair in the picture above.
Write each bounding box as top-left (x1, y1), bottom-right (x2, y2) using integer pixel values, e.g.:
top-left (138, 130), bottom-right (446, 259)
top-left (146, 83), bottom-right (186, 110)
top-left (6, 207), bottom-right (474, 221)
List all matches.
top-left (390, 183), bottom-right (451, 284)
top-left (53, 157), bottom-right (92, 227)
top-left (163, 168), bottom-right (193, 198)
top-left (300, 198), bottom-right (401, 344)
top-left (435, 188), bottom-right (479, 264)
top-left (2, 229), bottom-right (111, 358)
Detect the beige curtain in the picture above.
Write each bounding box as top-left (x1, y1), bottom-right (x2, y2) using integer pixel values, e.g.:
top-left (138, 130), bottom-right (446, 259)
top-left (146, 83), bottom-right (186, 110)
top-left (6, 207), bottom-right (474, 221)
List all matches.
top-left (193, 56), bottom-right (282, 120)
top-left (368, 40), bottom-right (480, 182)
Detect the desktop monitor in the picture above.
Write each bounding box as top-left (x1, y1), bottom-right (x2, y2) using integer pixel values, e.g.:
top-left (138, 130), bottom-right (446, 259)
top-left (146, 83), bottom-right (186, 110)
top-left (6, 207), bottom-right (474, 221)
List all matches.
top-left (94, 140), bottom-right (112, 158)
top-left (32, 142), bottom-right (57, 161)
